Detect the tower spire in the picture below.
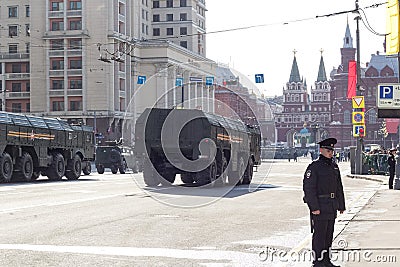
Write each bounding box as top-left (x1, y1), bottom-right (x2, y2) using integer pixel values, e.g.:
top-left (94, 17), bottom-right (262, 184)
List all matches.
top-left (317, 49), bottom-right (327, 81)
top-left (343, 20), bottom-right (353, 48)
top-left (289, 49), bottom-right (301, 82)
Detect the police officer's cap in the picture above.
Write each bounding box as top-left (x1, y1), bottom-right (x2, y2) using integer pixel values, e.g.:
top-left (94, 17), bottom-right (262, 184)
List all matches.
top-left (318, 137), bottom-right (337, 150)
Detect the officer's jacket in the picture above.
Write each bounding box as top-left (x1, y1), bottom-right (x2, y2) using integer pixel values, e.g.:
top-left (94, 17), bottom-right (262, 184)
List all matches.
top-left (388, 154), bottom-right (396, 171)
top-left (303, 154), bottom-right (346, 220)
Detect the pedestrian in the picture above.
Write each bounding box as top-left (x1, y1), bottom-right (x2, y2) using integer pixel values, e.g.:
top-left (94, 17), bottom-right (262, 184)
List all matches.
top-left (294, 150), bottom-right (298, 162)
top-left (388, 148), bottom-right (396, 189)
top-left (303, 138), bottom-right (346, 267)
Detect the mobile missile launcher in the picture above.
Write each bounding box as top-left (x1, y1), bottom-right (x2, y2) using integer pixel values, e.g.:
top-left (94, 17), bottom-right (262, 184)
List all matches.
top-left (135, 108), bottom-right (261, 186)
top-left (0, 111), bottom-right (95, 183)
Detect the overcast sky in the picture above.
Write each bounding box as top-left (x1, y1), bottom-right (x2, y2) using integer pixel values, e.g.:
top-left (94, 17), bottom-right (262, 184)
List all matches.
top-left (206, 0), bottom-right (388, 97)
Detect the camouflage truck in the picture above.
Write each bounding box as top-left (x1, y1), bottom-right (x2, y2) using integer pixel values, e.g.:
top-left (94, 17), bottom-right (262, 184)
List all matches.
top-left (135, 108), bottom-right (261, 186)
top-left (0, 111), bottom-right (95, 183)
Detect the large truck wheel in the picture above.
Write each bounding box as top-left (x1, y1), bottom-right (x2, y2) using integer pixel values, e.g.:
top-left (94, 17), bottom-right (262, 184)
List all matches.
top-left (242, 158), bottom-right (254, 185)
top-left (82, 161), bottom-right (91, 175)
top-left (181, 173), bottom-right (194, 184)
top-left (96, 164), bottom-right (105, 174)
top-left (0, 152), bottom-right (13, 183)
top-left (111, 165), bottom-right (118, 174)
top-left (15, 152), bottom-right (34, 182)
top-left (119, 160), bottom-right (127, 174)
top-left (228, 156), bottom-right (245, 186)
top-left (66, 155), bottom-right (82, 180)
top-left (47, 153), bottom-right (65, 181)
top-left (143, 159), bottom-right (160, 186)
top-left (195, 161), bottom-right (217, 186)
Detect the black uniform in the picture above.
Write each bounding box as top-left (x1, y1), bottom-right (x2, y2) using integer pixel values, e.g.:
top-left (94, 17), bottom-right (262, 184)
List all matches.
top-left (388, 151), bottom-right (396, 189)
top-left (303, 153), bottom-right (346, 266)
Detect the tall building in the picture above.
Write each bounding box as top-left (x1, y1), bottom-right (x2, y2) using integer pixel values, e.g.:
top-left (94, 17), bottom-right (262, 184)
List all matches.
top-left (0, 0), bottom-right (214, 145)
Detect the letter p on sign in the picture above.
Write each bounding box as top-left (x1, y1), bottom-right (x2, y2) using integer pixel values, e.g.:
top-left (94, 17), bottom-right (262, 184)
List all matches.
top-left (379, 85), bottom-right (393, 99)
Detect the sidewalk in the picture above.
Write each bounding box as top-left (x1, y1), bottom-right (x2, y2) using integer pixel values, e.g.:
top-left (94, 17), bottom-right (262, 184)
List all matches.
top-left (332, 173), bottom-right (400, 266)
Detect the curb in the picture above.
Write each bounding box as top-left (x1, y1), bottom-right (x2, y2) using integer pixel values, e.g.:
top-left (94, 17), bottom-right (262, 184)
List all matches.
top-left (346, 174), bottom-right (385, 183)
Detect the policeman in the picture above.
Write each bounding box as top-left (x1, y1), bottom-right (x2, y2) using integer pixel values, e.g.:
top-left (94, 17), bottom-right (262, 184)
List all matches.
top-left (388, 148), bottom-right (396, 189)
top-left (303, 138), bottom-right (346, 267)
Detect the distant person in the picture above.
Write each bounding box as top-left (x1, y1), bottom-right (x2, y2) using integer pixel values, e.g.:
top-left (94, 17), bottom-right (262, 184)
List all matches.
top-left (388, 148), bottom-right (396, 189)
top-left (293, 150), bottom-right (298, 162)
top-left (303, 138), bottom-right (346, 267)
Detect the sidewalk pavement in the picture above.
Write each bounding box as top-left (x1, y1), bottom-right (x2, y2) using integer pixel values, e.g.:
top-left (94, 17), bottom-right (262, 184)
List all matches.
top-left (331, 173), bottom-right (400, 266)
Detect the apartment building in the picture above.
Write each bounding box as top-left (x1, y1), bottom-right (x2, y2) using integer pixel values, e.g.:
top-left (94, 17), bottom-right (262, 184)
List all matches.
top-left (0, 0), bottom-right (214, 144)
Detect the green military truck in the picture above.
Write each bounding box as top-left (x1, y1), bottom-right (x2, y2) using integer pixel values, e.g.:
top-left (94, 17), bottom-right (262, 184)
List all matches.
top-left (95, 141), bottom-right (132, 174)
top-left (0, 111), bottom-right (95, 183)
top-left (135, 108), bottom-right (261, 186)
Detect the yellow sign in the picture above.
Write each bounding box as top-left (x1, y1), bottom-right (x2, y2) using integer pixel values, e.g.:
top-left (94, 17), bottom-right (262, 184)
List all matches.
top-left (352, 96), bottom-right (365, 109)
top-left (353, 124), bottom-right (366, 137)
top-left (352, 112), bottom-right (365, 124)
top-left (386, 0), bottom-right (399, 55)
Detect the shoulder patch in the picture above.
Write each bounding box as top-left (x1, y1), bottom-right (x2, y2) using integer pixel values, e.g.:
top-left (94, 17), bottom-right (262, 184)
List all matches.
top-left (306, 169), bottom-right (312, 178)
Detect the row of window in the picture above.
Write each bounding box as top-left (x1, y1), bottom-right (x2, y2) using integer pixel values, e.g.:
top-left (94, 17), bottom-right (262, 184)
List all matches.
top-left (50, 19), bottom-right (82, 31)
top-left (153, 0), bottom-right (187, 8)
top-left (51, 79), bottom-right (82, 89)
top-left (153, 27), bottom-right (188, 36)
top-left (51, 58), bottom-right (82, 70)
top-left (50, 1), bottom-right (82, 11)
top-left (52, 100), bottom-right (82, 111)
top-left (50, 39), bottom-right (82, 50)
top-left (9, 82), bottom-right (30, 92)
top-left (7, 5), bottom-right (30, 18)
top-left (153, 13), bottom-right (188, 22)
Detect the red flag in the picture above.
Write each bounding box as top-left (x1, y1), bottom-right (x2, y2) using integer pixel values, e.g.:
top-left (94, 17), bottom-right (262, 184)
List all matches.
top-left (347, 60), bottom-right (357, 99)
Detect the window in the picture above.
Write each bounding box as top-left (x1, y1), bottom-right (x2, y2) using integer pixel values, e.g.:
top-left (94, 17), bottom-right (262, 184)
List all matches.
top-left (167, 0), bottom-right (173, 7)
top-left (180, 27), bottom-right (187, 35)
top-left (69, 20), bottom-right (82, 30)
top-left (51, 20), bottom-right (64, 31)
top-left (180, 41), bottom-right (187, 48)
top-left (51, 59), bottom-right (64, 70)
top-left (51, 39), bottom-right (64, 50)
top-left (52, 80), bottom-right (64, 89)
top-left (70, 79), bottom-right (82, 89)
top-left (167, 28), bottom-right (173, 35)
top-left (167, 14), bottom-right (173, 21)
top-left (153, 14), bottom-right (160, 22)
top-left (153, 28), bottom-right (160, 36)
top-left (69, 1), bottom-right (82, 10)
top-left (9, 6), bottom-right (18, 18)
top-left (9, 44), bottom-right (18, 54)
top-left (9, 25), bottom-right (18, 37)
top-left (26, 103), bottom-right (30, 112)
top-left (180, 13), bottom-right (187, 21)
top-left (52, 101), bottom-right (64, 111)
top-left (26, 82), bottom-right (30, 92)
top-left (12, 83), bottom-right (22, 92)
top-left (70, 100), bottom-right (82, 111)
top-left (12, 64), bottom-right (22, 73)
top-left (12, 103), bottom-right (22, 113)
top-left (69, 59), bottom-right (82, 69)
top-left (26, 24), bottom-right (30, 36)
top-left (69, 39), bottom-right (82, 50)
top-left (180, 0), bottom-right (187, 7)
top-left (153, 1), bottom-right (159, 8)
top-left (51, 1), bottom-right (64, 11)
top-left (26, 6), bottom-right (30, 17)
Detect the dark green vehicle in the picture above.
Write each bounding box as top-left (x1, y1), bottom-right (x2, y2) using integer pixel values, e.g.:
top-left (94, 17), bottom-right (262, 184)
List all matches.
top-left (0, 111), bottom-right (95, 183)
top-left (95, 142), bottom-right (130, 174)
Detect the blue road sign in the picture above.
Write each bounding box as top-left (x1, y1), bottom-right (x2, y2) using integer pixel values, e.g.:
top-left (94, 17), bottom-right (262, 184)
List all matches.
top-left (137, 75), bottom-right (146, 84)
top-left (354, 125), bottom-right (365, 135)
top-left (206, 76), bottom-right (214, 86)
top-left (255, 74), bottom-right (264, 83)
top-left (176, 77), bottom-right (184, 86)
top-left (379, 85), bottom-right (393, 99)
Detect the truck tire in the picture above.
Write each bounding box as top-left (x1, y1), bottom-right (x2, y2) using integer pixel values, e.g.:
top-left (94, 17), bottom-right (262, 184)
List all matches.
top-left (143, 159), bottom-right (160, 186)
top-left (242, 158), bottom-right (254, 185)
top-left (181, 173), bottom-right (194, 184)
top-left (66, 155), bottom-right (82, 180)
top-left (47, 153), bottom-right (65, 181)
top-left (0, 152), bottom-right (13, 183)
top-left (195, 161), bottom-right (217, 186)
top-left (111, 165), bottom-right (118, 174)
top-left (119, 160), bottom-right (127, 174)
top-left (109, 149), bottom-right (120, 163)
top-left (96, 164), bottom-right (105, 174)
top-left (228, 156), bottom-right (245, 186)
top-left (15, 152), bottom-right (34, 182)
top-left (82, 161), bottom-right (91, 175)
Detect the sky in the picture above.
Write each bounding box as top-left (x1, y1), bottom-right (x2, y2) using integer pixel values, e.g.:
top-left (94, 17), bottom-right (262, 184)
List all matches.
top-left (206, 0), bottom-right (388, 97)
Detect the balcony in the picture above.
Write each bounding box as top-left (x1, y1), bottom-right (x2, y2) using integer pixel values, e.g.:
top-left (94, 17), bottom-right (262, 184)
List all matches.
top-left (68, 69), bottom-right (82, 75)
top-left (6, 92), bottom-right (30, 98)
top-left (67, 10), bottom-right (82, 17)
top-left (0, 53), bottom-right (29, 60)
top-left (67, 49), bottom-right (82, 56)
top-left (49, 70), bottom-right (64, 76)
top-left (6, 73), bottom-right (30, 80)
top-left (48, 10), bottom-right (64, 18)
top-left (49, 50), bottom-right (65, 57)
top-left (49, 90), bottom-right (64, 96)
top-left (67, 89), bottom-right (82, 96)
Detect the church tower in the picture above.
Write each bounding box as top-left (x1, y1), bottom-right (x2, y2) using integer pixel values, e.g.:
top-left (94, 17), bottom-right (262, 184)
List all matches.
top-left (340, 20), bottom-right (356, 73)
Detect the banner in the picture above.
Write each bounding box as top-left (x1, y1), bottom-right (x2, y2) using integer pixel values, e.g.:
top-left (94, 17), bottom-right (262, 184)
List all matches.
top-left (347, 60), bottom-right (357, 99)
top-left (386, 0), bottom-right (399, 55)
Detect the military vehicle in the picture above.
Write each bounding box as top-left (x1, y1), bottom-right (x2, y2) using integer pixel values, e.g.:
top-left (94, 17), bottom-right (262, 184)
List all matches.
top-left (0, 111), bottom-right (95, 183)
top-left (95, 140), bottom-right (134, 174)
top-left (135, 108), bottom-right (261, 186)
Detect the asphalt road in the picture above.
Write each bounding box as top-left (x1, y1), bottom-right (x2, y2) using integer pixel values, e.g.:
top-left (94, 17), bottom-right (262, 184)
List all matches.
top-left (0, 157), bottom-right (381, 266)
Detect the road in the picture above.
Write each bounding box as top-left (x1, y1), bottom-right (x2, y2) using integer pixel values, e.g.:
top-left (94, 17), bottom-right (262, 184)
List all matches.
top-left (0, 157), bottom-right (381, 266)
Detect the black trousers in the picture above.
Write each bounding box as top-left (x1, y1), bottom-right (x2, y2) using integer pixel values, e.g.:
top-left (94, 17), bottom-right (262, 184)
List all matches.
top-left (312, 218), bottom-right (335, 263)
top-left (389, 170), bottom-right (395, 189)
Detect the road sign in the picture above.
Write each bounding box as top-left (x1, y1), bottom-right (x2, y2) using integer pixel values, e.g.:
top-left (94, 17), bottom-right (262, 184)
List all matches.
top-left (377, 83), bottom-right (400, 108)
top-left (190, 77), bottom-right (203, 82)
top-left (353, 124), bottom-right (366, 137)
top-left (352, 112), bottom-right (365, 124)
top-left (137, 75), bottom-right (146, 84)
top-left (176, 77), bottom-right (183, 86)
top-left (352, 96), bottom-right (365, 109)
top-left (205, 76), bottom-right (214, 86)
top-left (255, 74), bottom-right (264, 83)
